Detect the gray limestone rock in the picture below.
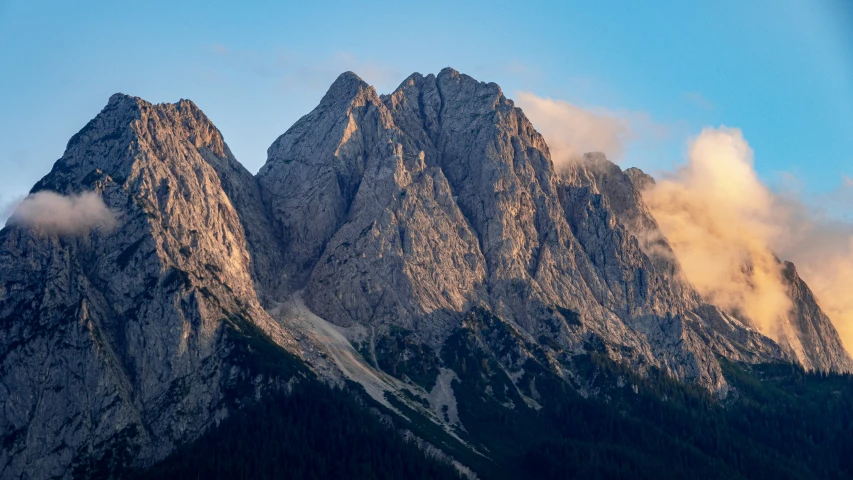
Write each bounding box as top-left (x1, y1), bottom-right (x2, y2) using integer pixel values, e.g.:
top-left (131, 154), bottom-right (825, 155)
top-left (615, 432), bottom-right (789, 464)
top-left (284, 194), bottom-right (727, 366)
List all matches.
top-left (0, 95), bottom-right (299, 479)
top-left (2, 68), bottom-right (851, 479)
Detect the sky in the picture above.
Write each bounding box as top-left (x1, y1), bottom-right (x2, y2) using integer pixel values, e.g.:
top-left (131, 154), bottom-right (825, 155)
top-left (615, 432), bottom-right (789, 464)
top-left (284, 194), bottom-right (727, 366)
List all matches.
top-left (2, 1), bottom-right (853, 348)
top-left (0, 0), bottom-right (851, 216)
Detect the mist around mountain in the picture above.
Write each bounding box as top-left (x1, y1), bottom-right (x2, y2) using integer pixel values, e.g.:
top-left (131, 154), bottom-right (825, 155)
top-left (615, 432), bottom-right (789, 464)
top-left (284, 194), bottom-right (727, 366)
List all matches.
top-left (1, 69), bottom-right (852, 480)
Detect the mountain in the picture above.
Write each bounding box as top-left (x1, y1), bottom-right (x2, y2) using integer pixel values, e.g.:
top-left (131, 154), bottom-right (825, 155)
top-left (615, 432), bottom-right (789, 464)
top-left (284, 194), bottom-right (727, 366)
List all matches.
top-left (1, 69), bottom-right (851, 479)
top-left (0, 95), bottom-right (303, 478)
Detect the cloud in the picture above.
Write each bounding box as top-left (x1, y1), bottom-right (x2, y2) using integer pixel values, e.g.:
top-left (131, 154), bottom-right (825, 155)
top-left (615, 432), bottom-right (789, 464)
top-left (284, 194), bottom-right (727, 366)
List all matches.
top-left (773, 190), bottom-right (853, 353)
top-left (8, 191), bottom-right (117, 235)
top-left (640, 127), bottom-right (853, 350)
top-left (788, 236), bottom-right (853, 354)
top-left (641, 127), bottom-right (790, 338)
top-left (515, 92), bottom-right (669, 171)
top-left (276, 50), bottom-right (400, 93)
top-left (210, 44), bottom-right (279, 78)
top-left (515, 92), bottom-right (633, 169)
top-left (844, 175), bottom-right (853, 187)
top-left (327, 52), bottom-right (400, 90)
top-left (500, 60), bottom-right (542, 83)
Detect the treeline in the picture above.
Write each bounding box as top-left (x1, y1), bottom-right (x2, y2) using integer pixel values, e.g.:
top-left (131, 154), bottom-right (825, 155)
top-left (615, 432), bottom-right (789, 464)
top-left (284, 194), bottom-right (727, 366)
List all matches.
top-left (487, 355), bottom-right (853, 479)
top-left (126, 309), bottom-right (853, 480)
top-left (129, 380), bottom-right (460, 480)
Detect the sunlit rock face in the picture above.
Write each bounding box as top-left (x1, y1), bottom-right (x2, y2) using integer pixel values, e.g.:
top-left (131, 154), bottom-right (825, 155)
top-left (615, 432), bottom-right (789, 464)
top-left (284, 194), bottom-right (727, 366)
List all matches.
top-left (0, 94), bottom-right (298, 479)
top-left (1, 69), bottom-right (850, 479)
top-left (258, 68), bottom-right (848, 395)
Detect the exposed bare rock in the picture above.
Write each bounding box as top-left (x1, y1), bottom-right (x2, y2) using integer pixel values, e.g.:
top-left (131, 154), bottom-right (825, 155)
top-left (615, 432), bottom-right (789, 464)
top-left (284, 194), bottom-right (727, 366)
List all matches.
top-left (262, 69), bottom-right (849, 398)
top-left (258, 72), bottom-right (395, 287)
top-left (623, 166), bottom-right (851, 372)
top-left (779, 261), bottom-right (853, 372)
top-left (0, 95), bottom-right (299, 479)
top-left (3, 68), bottom-right (851, 479)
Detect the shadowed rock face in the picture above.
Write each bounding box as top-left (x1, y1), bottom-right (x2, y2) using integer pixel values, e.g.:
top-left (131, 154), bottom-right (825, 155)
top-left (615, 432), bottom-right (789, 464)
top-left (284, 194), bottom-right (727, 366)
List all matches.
top-left (620, 166), bottom-right (852, 374)
top-left (1, 69), bottom-right (850, 479)
top-left (0, 94), bottom-right (298, 479)
top-left (257, 68), bottom-right (848, 395)
top-left (777, 261), bottom-right (853, 372)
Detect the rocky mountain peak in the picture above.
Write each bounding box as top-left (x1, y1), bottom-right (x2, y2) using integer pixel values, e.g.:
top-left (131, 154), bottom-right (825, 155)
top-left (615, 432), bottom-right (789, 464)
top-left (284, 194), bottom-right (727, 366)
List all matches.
top-left (326, 70), bottom-right (370, 93)
top-left (3, 68), bottom-right (853, 479)
top-left (257, 70), bottom-right (397, 287)
top-left (0, 91), bottom-right (298, 478)
top-left (39, 93), bottom-right (230, 197)
top-left (624, 166), bottom-right (656, 191)
top-left (311, 71), bottom-right (382, 119)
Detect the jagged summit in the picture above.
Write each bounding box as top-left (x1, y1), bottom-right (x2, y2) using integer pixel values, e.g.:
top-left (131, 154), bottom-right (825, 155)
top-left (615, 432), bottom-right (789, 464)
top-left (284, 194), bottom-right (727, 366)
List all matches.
top-left (107, 91), bottom-right (139, 105)
top-left (2, 69), bottom-right (852, 479)
top-left (0, 89), bottom-right (297, 478)
top-left (624, 166), bottom-right (656, 190)
top-left (37, 92), bottom-right (230, 197)
top-left (312, 70), bottom-right (376, 110)
top-left (101, 93), bottom-right (207, 123)
top-left (329, 70), bottom-right (368, 88)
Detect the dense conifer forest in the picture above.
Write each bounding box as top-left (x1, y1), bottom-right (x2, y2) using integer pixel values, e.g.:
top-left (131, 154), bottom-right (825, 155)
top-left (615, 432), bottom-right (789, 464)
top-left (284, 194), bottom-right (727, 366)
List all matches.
top-left (117, 310), bottom-right (853, 480)
top-left (130, 381), bottom-right (461, 480)
top-left (127, 353), bottom-right (853, 480)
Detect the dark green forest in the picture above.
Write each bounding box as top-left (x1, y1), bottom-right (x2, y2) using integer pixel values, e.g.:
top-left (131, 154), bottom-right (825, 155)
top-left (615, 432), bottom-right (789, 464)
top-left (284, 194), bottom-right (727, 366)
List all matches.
top-left (130, 355), bottom-right (853, 480)
top-left (124, 310), bottom-right (853, 480)
top-left (130, 381), bottom-right (461, 480)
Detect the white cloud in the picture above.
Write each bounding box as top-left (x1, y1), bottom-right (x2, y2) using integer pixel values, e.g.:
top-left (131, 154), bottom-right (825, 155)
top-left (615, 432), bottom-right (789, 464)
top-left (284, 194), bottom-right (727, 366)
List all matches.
top-left (515, 92), bottom-right (632, 169)
top-left (641, 127), bottom-right (790, 338)
top-left (8, 191), bottom-right (117, 235)
top-left (640, 127), bottom-right (853, 350)
top-left (515, 91), bottom-right (668, 170)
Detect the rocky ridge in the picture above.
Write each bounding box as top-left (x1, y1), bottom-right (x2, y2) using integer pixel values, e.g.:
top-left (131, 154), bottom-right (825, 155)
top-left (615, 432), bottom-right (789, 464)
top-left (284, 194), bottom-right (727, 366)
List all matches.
top-left (1, 68), bottom-right (850, 479)
top-left (0, 94), bottom-right (301, 478)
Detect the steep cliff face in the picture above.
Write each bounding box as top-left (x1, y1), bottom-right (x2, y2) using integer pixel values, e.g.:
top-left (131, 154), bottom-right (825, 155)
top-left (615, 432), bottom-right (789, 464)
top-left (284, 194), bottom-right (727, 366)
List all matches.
top-left (257, 73), bottom-right (395, 288)
top-left (572, 156), bottom-right (787, 364)
top-left (0, 95), bottom-right (300, 479)
top-left (623, 167), bottom-right (852, 373)
top-left (777, 261), bottom-right (853, 372)
top-left (2, 68), bottom-right (851, 480)
top-left (258, 69), bottom-right (846, 395)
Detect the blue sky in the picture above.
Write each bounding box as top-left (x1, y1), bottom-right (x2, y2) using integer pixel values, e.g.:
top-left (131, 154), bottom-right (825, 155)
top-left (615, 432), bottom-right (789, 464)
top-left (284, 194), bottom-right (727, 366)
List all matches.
top-left (1, 0), bottom-right (851, 217)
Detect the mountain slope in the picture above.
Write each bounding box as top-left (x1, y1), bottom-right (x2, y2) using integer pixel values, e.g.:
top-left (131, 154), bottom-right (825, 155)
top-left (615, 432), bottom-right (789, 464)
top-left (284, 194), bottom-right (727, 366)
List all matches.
top-left (0, 95), bottom-right (301, 479)
top-left (1, 68), bottom-right (851, 479)
top-left (258, 69), bottom-right (848, 397)
top-left (623, 166), bottom-right (853, 373)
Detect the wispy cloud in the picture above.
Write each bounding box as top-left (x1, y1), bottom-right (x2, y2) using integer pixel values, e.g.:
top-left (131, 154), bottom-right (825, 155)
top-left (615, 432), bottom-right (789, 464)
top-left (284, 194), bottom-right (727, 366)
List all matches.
top-left (326, 52), bottom-right (400, 90)
top-left (500, 59), bottom-right (542, 83)
top-left (641, 127), bottom-right (790, 338)
top-left (8, 191), bottom-right (117, 235)
top-left (515, 91), bottom-right (668, 169)
top-left (639, 127), bottom-right (853, 350)
top-left (210, 44), bottom-right (279, 78)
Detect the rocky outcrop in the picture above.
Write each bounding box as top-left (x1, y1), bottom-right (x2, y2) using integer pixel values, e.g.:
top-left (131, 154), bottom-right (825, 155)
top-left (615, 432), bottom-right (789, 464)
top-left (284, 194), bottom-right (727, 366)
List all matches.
top-left (257, 73), bottom-right (395, 288)
top-left (623, 166), bottom-right (852, 373)
top-left (778, 261), bottom-right (853, 372)
top-left (0, 95), bottom-right (300, 479)
top-left (2, 68), bottom-right (851, 479)
top-left (259, 69), bottom-right (843, 395)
